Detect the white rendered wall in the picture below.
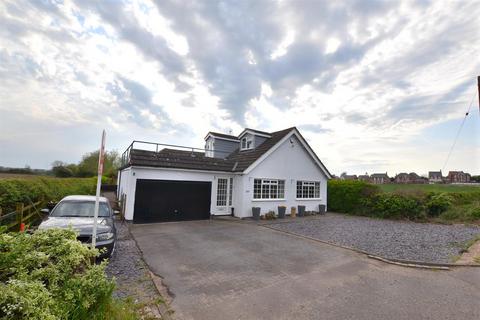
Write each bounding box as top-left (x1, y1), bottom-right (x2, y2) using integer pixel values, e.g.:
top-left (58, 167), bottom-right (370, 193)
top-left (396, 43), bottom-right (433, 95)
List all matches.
top-left (118, 166), bottom-right (234, 221)
top-left (234, 135), bottom-right (328, 218)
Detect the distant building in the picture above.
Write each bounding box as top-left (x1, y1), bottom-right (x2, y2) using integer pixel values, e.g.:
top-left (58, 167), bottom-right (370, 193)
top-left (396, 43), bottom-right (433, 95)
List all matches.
top-left (341, 174), bottom-right (358, 181)
top-left (408, 172), bottom-right (427, 184)
top-left (428, 171), bottom-right (443, 184)
top-left (371, 173), bottom-right (389, 184)
top-left (358, 173), bottom-right (370, 182)
top-left (394, 173), bottom-right (409, 184)
top-left (446, 171), bottom-right (471, 183)
top-left (394, 172), bottom-right (427, 184)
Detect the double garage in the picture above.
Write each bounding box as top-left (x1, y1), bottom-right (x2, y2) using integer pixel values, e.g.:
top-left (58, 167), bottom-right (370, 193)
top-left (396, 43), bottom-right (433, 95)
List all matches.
top-left (133, 179), bottom-right (212, 223)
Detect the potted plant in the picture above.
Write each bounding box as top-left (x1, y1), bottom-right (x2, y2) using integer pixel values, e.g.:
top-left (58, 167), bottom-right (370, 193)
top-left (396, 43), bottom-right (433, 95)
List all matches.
top-left (265, 211), bottom-right (276, 220)
top-left (252, 207), bottom-right (261, 220)
top-left (319, 204), bottom-right (326, 215)
top-left (278, 206), bottom-right (286, 219)
top-left (298, 205), bottom-right (306, 217)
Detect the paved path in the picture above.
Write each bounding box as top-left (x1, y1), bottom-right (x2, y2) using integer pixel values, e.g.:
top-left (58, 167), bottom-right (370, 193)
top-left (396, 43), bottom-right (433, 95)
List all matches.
top-left (131, 220), bottom-right (480, 320)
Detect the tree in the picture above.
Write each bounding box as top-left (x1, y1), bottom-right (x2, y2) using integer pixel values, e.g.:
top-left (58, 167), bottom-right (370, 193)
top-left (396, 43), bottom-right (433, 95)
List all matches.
top-left (50, 150), bottom-right (120, 181)
top-left (471, 175), bottom-right (480, 183)
top-left (51, 161), bottom-right (75, 177)
top-left (76, 150), bottom-right (121, 180)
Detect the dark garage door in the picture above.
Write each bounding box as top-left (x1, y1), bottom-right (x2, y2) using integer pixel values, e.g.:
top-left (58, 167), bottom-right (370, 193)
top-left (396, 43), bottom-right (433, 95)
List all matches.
top-left (133, 179), bottom-right (212, 223)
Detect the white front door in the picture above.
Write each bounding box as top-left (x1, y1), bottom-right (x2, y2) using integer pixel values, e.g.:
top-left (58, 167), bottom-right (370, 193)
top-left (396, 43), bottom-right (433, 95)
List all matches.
top-left (214, 177), bottom-right (233, 215)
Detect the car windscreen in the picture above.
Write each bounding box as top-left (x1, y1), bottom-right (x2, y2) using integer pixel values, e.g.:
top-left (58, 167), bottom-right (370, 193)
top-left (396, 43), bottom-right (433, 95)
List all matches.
top-left (50, 201), bottom-right (111, 217)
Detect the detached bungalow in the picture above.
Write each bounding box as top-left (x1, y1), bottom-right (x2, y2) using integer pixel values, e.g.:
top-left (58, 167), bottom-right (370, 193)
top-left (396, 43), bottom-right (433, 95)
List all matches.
top-left (118, 127), bottom-right (331, 223)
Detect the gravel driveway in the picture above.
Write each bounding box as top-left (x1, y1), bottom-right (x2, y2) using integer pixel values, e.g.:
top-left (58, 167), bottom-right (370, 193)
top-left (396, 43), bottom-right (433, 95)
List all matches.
top-left (267, 214), bottom-right (480, 264)
top-left (105, 219), bottom-right (161, 301)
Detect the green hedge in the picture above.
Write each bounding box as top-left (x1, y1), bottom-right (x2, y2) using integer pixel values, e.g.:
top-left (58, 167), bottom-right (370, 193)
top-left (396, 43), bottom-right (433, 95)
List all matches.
top-left (0, 177), bottom-right (96, 213)
top-left (327, 180), bottom-right (380, 213)
top-left (327, 180), bottom-right (480, 222)
top-left (0, 228), bottom-right (115, 319)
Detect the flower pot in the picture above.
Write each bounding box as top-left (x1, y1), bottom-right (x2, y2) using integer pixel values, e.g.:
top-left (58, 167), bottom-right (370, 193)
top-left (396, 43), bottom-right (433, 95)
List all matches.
top-left (290, 206), bottom-right (296, 218)
top-left (298, 205), bottom-right (306, 217)
top-left (319, 204), bottom-right (326, 215)
top-left (278, 206), bottom-right (286, 219)
top-left (252, 207), bottom-right (261, 220)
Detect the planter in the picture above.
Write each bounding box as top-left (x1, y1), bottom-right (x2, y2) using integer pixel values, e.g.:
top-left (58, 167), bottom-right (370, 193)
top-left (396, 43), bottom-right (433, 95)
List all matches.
top-left (278, 206), bottom-right (286, 219)
top-left (290, 206), bottom-right (297, 218)
top-left (298, 205), bottom-right (306, 217)
top-left (319, 204), bottom-right (326, 215)
top-left (252, 207), bottom-right (261, 220)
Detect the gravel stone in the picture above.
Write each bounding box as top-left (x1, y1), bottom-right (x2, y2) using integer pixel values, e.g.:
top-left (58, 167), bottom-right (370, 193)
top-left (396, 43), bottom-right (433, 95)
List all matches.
top-left (105, 219), bottom-right (160, 301)
top-left (267, 213), bottom-right (480, 264)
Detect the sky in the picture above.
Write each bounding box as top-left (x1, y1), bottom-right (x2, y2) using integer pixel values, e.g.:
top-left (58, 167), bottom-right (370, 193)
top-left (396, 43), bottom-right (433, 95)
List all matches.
top-left (0, 0), bottom-right (479, 176)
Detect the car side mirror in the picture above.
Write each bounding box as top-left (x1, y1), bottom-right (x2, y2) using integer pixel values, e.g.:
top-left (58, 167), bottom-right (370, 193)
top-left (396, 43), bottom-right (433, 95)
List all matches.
top-left (40, 208), bottom-right (50, 215)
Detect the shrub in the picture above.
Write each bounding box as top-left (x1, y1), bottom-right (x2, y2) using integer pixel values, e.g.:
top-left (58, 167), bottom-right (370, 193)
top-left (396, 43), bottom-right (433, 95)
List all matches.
top-left (329, 181), bottom-right (480, 223)
top-left (425, 193), bottom-right (453, 216)
top-left (0, 228), bottom-right (115, 319)
top-left (327, 180), bottom-right (380, 213)
top-left (470, 207), bottom-right (480, 220)
top-left (370, 193), bottom-right (425, 220)
top-left (0, 177), bottom-right (96, 213)
top-left (264, 211), bottom-right (276, 220)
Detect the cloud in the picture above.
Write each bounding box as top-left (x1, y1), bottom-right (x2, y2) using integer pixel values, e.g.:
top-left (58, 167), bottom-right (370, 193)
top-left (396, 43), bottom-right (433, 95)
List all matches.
top-left (298, 124), bottom-right (332, 134)
top-left (106, 76), bottom-right (172, 130)
top-left (0, 0), bottom-right (479, 175)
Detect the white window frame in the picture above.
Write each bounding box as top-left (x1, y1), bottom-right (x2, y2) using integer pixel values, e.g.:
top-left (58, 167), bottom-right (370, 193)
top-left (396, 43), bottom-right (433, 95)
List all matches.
top-left (240, 136), bottom-right (253, 150)
top-left (228, 177), bottom-right (233, 206)
top-left (253, 178), bottom-right (285, 201)
top-left (216, 178), bottom-right (228, 206)
top-left (296, 180), bottom-right (321, 200)
top-left (205, 139), bottom-right (214, 157)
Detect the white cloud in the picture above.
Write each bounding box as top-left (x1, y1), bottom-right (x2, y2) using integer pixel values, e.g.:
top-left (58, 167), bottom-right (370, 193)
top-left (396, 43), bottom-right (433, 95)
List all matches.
top-left (270, 29), bottom-right (295, 60)
top-left (0, 0), bottom-right (479, 175)
top-left (324, 38), bottom-right (340, 54)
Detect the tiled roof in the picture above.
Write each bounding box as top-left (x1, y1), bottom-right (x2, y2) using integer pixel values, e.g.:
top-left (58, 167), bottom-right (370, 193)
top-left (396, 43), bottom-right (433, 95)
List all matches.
top-left (128, 148), bottom-right (236, 172)
top-left (371, 173), bottom-right (389, 178)
top-left (127, 127), bottom-right (295, 173)
top-left (241, 128), bottom-right (271, 136)
top-left (206, 132), bottom-right (239, 140)
top-left (226, 127), bottom-right (294, 172)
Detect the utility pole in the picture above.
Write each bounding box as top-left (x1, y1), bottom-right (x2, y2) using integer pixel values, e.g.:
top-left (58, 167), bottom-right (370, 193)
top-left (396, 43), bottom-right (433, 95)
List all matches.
top-left (477, 76), bottom-right (480, 116)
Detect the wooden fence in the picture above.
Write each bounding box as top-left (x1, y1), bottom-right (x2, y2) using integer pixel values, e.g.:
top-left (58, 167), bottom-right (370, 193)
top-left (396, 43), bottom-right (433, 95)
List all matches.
top-left (0, 197), bottom-right (46, 232)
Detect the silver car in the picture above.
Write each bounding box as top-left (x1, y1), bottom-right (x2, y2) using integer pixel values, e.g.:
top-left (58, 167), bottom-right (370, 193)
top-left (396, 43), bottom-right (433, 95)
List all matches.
top-left (39, 195), bottom-right (116, 259)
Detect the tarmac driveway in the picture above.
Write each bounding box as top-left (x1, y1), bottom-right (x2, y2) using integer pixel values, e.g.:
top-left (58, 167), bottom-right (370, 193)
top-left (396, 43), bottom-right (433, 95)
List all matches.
top-left (131, 220), bottom-right (480, 320)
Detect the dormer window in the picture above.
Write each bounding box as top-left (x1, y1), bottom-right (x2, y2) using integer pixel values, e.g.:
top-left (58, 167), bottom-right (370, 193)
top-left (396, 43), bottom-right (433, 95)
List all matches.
top-left (241, 136), bottom-right (253, 150)
top-left (205, 139), bottom-right (214, 157)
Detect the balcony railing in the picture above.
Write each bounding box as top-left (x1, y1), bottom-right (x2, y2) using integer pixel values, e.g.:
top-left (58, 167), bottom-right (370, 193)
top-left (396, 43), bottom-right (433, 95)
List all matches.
top-left (120, 140), bottom-right (233, 167)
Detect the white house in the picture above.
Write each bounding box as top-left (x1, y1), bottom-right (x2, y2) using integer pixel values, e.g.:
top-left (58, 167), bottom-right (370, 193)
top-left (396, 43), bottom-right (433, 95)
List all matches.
top-left (117, 127), bottom-right (331, 223)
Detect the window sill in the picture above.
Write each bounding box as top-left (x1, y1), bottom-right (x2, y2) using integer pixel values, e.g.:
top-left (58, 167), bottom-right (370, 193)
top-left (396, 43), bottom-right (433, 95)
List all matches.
top-left (252, 198), bottom-right (286, 202)
top-left (295, 198), bottom-right (322, 201)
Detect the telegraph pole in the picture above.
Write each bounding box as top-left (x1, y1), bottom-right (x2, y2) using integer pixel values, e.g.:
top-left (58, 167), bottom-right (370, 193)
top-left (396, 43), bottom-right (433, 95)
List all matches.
top-left (477, 76), bottom-right (480, 116)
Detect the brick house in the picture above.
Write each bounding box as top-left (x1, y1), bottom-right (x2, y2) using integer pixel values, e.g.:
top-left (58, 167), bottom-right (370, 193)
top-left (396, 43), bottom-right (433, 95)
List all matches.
top-left (446, 171), bottom-right (471, 183)
top-left (370, 173), bottom-right (389, 184)
top-left (394, 173), bottom-right (409, 184)
top-left (340, 173), bottom-right (358, 181)
top-left (428, 171), bottom-right (443, 184)
top-left (358, 174), bottom-right (370, 182)
top-left (394, 172), bottom-right (427, 184)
